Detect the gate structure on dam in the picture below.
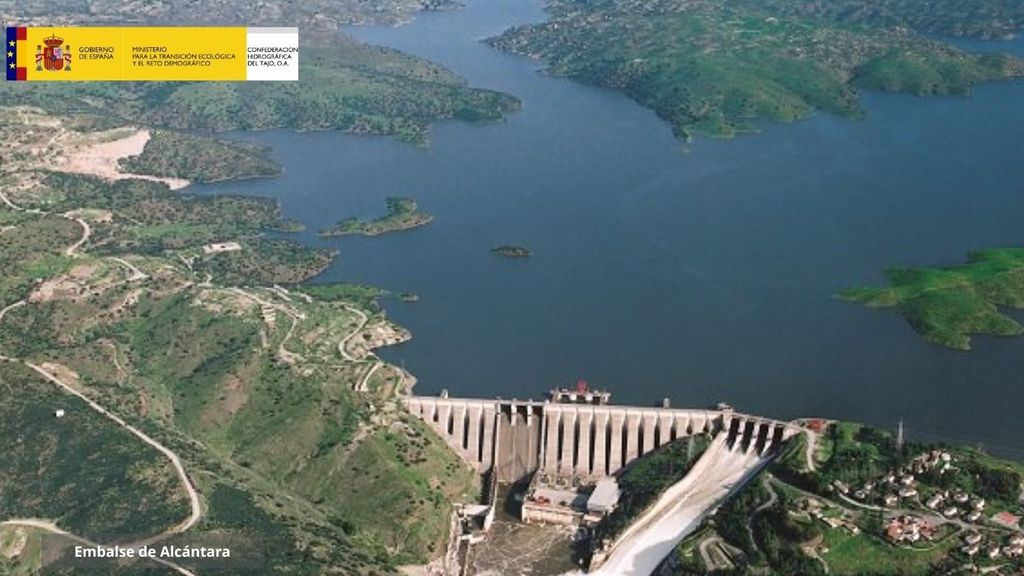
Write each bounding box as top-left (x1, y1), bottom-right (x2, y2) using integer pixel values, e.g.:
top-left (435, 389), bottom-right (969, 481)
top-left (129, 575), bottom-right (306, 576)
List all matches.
top-left (402, 393), bottom-right (794, 484)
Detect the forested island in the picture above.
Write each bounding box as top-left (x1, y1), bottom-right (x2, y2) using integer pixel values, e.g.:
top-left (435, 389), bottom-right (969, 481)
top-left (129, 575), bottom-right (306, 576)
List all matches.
top-left (319, 197), bottom-right (433, 237)
top-left (489, 0), bottom-right (1024, 140)
top-left (841, 248), bottom-right (1024, 350)
top-left (491, 245), bottom-right (532, 258)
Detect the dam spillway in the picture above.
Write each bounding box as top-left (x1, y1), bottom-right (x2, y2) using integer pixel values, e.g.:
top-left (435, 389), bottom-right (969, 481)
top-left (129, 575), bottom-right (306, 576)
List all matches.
top-left (403, 395), bottom-right (794, 483)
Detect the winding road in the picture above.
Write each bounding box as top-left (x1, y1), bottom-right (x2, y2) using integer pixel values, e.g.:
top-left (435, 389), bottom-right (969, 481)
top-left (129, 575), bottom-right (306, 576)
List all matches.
top-left (337, 304), bottom-right (390, 393)
top-left (0, 300), bottom-right (26, 328)
top-left (0, 189), bottom-right (43, 214)
top-left (24, 362), bottom-right (203, 535)
top-left (0, 300), bottom-right (26, 362)
top-left (0, 155), bottom-right (209, 572)
top-left (109, 256), bottom-right (150, 281)
top-left (338, 304), bottom-right (370, 362)
top-left (65, 217), bottom-right (90, 257)
top-left (357, 360), bottom-right (384, 392)
top-left (228, 287), bottom-right (306, 363)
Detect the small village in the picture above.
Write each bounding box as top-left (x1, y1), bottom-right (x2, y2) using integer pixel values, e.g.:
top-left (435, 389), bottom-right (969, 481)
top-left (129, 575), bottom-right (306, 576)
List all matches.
top-left (678, 419), bottom-right (1024, 576)
top-left (830, 447), bottom-right (1024, 570)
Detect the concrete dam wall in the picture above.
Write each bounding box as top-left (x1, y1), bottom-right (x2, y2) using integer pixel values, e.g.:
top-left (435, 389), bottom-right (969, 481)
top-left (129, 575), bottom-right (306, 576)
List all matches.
top-left (403, 396), bottom-right (792, 483)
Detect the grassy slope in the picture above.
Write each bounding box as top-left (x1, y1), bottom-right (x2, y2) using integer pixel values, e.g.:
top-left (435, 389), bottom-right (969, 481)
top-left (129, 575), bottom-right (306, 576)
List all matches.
top-left (841, 248), bottom-right (1024, 350)
top-left (0, 216), bottom-right (78, 308)
top-left (731, 0), bottom-right (1024, 39)
top-left (115, 290), bottom-right (477, 565)
top-left (820, 529), bottom-right (958, 575)
top-left (0, 222), bottom-right (474, 573)
top-left (292, 419), bottom-right (478, 564)
top-left (489, 0), bottom-right (1024, 140)
top-left (0, 362), bottom-right (189, 541)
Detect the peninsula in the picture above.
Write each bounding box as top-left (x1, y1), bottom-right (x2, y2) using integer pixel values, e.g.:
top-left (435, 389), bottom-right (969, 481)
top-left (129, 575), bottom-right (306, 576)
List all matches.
top-left (0, 37), bottom-right (520, 147)
top-left (841, 248), bottom-right (1024, 350)
top-left (319, 197), bottom-right (433, 237)
top-left (489, 0), bottom-right (1024, 140)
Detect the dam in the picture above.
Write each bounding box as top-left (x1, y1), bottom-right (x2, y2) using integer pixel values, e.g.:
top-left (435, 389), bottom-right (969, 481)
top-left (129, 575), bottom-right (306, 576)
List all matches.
top-left (403, 388), bottom-right (801, 574)
top-left (403, 391), bottom-right (796, 484)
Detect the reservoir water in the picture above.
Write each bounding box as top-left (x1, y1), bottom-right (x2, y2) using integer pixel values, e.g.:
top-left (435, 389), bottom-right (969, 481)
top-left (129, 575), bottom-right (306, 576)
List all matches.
top-left (196, 0), bottom-right (1024, 458)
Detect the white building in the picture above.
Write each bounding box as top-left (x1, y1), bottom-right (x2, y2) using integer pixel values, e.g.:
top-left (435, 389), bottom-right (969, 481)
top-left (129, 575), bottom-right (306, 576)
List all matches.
top-left (587, 477), bottom-right (621, 515)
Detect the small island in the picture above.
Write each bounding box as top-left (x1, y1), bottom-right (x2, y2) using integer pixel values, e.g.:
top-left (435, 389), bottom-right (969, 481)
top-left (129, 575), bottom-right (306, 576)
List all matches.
top-left (397, 292), bottom-right (420, 303)
top-left (319, 197), bottom-right (433, 237)
top-left (491, 245), bottom-right (532, 258)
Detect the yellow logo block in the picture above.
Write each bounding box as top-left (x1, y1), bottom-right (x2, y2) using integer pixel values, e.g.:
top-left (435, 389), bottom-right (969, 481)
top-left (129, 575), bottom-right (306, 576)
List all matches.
top-left (10, 26), bottom-right (297, 82)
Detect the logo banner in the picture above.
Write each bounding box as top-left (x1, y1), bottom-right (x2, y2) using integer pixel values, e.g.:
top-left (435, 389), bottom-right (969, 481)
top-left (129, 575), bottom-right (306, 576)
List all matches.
top-left (5, 26), bottom-right (298, 81)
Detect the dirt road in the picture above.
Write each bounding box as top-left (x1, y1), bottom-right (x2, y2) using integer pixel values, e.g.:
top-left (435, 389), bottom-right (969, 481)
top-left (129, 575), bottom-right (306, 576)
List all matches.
top-left (24, 362), bottom-right (202, 535)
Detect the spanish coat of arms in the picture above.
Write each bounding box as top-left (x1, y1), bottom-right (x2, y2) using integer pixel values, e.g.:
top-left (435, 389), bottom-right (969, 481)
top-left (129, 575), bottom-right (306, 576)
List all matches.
top-left (36, 35), bottom-right (71, 71)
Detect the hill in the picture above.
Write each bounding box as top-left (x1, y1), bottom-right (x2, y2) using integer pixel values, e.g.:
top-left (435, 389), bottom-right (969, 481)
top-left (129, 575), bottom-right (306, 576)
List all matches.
top-left (489, 0), bottom-right (1024, 140)
top-left (0, 109), bottom-right (478, 574)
